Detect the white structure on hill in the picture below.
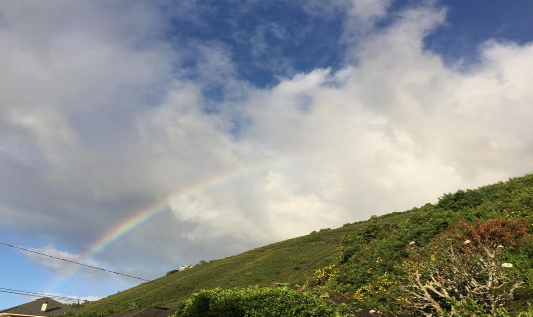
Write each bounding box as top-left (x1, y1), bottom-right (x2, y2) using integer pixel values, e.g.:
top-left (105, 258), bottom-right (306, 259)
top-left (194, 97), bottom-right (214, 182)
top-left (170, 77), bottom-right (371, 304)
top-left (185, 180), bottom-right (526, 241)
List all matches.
top-left (178, 265), bottom-right (193, 271)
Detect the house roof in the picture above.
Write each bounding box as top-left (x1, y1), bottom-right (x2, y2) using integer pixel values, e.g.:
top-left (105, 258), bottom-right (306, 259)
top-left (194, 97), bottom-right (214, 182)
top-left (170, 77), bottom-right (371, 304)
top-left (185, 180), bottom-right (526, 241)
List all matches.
top-left (105, 307), bottom-right (176, 317)
top-left (1, 298), bottom-right (79, 317)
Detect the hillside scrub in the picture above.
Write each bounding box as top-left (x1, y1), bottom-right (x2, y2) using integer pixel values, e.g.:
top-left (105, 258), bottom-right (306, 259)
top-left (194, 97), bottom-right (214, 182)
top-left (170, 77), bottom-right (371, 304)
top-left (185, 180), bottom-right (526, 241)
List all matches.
top-left (174, 286), bottom-right (334, 317)
top-left (305, 175), bottom-right (533, 314)
top-left (83, 174), bottom-right (533, 315)
top-left (398, 218), bottom-right (530, 316)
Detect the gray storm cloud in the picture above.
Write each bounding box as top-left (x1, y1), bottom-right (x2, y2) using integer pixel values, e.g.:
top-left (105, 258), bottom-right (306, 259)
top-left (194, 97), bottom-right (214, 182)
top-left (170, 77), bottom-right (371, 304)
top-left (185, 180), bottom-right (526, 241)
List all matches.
top-left (1, 1), bottom-right (532, 278)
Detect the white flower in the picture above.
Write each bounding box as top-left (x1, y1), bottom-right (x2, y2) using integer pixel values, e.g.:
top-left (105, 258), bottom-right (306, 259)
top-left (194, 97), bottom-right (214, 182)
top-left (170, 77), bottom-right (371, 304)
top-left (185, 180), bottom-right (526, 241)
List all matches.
top-left (463, 239), bottom-right (471, 244)
top-left (502, 263), bottom-right (514, 268)
top-left (409, 241), bottom-right (416, 246)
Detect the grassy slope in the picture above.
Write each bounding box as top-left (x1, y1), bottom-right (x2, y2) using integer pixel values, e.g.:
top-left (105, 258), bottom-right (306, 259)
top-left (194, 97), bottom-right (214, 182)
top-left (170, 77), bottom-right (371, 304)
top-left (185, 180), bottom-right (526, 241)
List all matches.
top-left (85, 173), bottom-right (533, 313)
top-left (85, 224), bottom-right (365, 312)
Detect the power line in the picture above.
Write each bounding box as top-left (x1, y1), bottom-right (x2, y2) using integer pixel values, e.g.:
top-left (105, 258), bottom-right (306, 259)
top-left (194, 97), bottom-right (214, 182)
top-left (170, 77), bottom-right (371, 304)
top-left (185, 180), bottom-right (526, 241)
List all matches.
top-left (0, 286), bottom-right (148, 309)
top-left (0, 242), bottom-right (152, 282)
top-left (0, 243), bottom-right (187, 310)
top-left (0, 287), bottom-right (82, 303)
top-left (0, 284), bottom-right (179, 310)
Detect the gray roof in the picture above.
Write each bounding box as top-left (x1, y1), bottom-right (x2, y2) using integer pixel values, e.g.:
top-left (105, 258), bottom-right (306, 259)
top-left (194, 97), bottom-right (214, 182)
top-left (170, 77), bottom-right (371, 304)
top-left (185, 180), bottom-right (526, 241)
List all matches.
top-left (1, 298), bottom-right (78, 316)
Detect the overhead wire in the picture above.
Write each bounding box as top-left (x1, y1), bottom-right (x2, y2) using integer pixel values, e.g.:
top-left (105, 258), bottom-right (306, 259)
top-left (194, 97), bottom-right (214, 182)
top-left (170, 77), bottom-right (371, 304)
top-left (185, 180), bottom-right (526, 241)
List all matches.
top-left (0, 242), bottom-right (152, 282)
top-left (0, 283), bottom-right (183, 309)
top-left (0, 287), bottom-right (82, 302)
top-left (0, 241), bottom-right (188, 310)
top-left (0, 286), bottom-right (164, 310)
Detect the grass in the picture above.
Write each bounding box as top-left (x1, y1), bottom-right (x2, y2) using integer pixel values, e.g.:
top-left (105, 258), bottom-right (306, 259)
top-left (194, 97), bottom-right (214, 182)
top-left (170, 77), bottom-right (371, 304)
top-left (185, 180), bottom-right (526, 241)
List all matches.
top-left (84, 223), bottom-right (370, 312)
top-left (84, 173), bottom-right (533, 314)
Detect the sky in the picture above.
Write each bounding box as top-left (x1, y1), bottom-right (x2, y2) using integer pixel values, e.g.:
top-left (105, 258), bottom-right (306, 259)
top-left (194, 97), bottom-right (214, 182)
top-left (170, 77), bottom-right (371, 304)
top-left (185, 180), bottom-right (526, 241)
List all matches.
top-left (1, 0), bottom-right (533, 309)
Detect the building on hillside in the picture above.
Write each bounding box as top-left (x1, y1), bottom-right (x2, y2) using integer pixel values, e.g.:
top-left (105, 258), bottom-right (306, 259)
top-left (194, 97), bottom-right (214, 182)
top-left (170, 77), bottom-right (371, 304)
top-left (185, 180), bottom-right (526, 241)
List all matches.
top-left (0, 298), bottom-right (79, 317)
top-left (106, 307), bottom-right (176, 317)
top-left (178, 265), bottom-right (192, 272)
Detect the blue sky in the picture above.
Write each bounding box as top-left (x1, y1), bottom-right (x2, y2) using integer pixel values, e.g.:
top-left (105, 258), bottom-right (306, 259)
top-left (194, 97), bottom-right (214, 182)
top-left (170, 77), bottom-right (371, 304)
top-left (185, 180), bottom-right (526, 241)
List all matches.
top-left (1, 0), bottom-right (533, 309)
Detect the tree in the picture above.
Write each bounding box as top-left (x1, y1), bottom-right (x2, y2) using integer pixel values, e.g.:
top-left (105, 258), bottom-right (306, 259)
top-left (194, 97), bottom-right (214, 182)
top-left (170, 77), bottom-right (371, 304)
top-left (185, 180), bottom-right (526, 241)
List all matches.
top-left (398, 218), bottom-right (528, 316)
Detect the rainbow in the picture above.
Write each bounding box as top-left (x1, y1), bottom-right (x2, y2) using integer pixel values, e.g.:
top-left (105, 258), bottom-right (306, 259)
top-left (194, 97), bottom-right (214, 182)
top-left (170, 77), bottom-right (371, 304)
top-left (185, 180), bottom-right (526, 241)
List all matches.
top-left (46, 154), bottom-right (318, 289)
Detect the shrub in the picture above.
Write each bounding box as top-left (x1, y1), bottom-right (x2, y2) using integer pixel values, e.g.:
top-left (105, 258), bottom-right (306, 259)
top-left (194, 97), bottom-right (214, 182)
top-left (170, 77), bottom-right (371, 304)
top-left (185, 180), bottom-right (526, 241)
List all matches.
top-left (398, 218), bottom-right (529, 316)
top-left (175, 285), bottom-right (334, 317)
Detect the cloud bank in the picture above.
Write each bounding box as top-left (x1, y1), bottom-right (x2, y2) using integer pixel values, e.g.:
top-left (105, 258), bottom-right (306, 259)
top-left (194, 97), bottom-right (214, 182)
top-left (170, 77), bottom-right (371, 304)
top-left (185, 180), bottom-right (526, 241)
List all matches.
top-left (1, 0), bottom-right (532, 279)
top-left (43, 293), bottom-right (101, 304)
top-left (26, 245), bottom-right (108, 280)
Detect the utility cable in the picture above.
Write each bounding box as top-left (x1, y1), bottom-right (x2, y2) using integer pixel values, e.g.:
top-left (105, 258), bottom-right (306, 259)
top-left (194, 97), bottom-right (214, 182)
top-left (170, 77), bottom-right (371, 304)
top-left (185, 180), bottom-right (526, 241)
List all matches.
top-left (0, 285), bottom-right (179, 310)
top-left (1, 243), bottom-right (189, 310)
top-left (0, 242), bottom-right (152, 282)
top-left (0, 287), bottom-right (82, 302)
top-left (1, 286), bottom-right (149, 310)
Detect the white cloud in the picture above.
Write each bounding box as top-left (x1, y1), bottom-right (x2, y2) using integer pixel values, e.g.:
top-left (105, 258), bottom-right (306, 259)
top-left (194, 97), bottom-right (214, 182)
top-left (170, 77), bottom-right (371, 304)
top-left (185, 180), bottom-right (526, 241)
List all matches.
top-left (26, 245), bottom-right (106, 279)
top-left (43, 293), bottom-right (101, 304)
top-left (0, 1), bottom-right (532, 281)
top-left (163, 5), bottom-right (533, 246)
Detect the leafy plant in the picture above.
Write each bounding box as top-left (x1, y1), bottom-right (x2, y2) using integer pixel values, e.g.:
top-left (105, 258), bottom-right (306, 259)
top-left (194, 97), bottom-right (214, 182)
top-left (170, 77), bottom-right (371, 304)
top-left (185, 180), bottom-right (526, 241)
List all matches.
top-left (174, 285), bottom-right (334, 317)
top-left (398, 218), bottom-right (529, 316)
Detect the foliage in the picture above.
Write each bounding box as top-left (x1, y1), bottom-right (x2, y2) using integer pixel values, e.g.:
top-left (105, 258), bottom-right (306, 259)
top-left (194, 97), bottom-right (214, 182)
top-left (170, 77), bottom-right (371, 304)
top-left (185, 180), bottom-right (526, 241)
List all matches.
top-left (174, 286), bottom-right (334, 317)
top-left (352, 272), bottom-right (398, 306)
top-left (83, 174), bottom-right (533, 315)
top-left (516, 304), bottom-right (533, 317)
top-left (313, 264), bottom-right (340, 285)
top-left (398, 218), bottom-right (529, 316)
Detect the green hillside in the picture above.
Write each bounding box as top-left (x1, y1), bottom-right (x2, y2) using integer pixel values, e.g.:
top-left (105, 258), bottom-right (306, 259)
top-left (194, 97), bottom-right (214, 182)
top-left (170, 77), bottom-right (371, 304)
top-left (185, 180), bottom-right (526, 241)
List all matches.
top-left (84, 223), bottom-right (364, 312)
top-left (84, 173), bottom-right (533, 315)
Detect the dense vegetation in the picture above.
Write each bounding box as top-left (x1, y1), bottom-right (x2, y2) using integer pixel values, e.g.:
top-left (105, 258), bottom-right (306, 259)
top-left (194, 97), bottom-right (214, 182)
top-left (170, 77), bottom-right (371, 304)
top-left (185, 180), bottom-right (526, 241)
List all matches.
top-left (303, 174), bottom-right (533, 315)
top-left (84, 174), bottom-right (533, 316)
top-left (175, 286), bottom-right (333, 317)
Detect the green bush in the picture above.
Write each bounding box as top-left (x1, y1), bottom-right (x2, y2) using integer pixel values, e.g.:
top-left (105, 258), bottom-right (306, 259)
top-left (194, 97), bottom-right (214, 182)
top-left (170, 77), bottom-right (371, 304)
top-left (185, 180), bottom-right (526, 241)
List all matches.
top-left (304, 175), bottom-right (533, 312)
top-left (175, 285), bottom-right (334, 317)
